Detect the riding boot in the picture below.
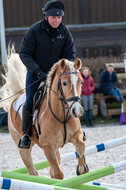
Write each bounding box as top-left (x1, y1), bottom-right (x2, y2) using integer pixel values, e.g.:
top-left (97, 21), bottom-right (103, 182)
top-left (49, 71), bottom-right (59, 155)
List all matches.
top-left (88, 110), bottom-right (94, 127)
top-left (85, 111), bottom-right (90, 127)
top-left (18, 106), bottom-right (32, 149)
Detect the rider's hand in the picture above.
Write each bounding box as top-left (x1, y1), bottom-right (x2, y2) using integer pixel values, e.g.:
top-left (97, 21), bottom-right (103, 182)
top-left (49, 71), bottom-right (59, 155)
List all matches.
top-left (34, 68), bottom-right (47, 82)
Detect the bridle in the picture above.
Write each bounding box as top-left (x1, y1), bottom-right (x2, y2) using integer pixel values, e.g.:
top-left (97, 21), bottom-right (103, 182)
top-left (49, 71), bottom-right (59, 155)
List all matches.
top-left (48, 71), bottom-right (81, 147)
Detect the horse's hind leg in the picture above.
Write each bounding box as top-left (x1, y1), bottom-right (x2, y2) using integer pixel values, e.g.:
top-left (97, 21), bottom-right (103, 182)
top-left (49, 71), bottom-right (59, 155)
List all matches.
top-left (43, 145), bottom-right (64, 179)
top-left (19, 143), bottom-right (38, 176)
top-left (70, 129), bottom-right (89, 175)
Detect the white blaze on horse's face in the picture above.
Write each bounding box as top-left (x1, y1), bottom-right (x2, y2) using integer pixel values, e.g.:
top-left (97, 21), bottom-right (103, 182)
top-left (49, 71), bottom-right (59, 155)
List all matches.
top-left (67, 62), bottom-right (83, 118)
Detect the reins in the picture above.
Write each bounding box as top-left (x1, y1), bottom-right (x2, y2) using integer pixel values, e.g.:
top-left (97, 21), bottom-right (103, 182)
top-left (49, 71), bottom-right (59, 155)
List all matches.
top-left (48, 85), bottom-right (71, 147)
top-left (47, 71), bottom-right (81, 147)
top-left (0, 80), bottom-right (39, 104)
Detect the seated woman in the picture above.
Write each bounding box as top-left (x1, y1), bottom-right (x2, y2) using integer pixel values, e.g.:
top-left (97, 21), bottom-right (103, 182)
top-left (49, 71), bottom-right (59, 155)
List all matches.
top-left (100, 64), bottom-right (124, 103)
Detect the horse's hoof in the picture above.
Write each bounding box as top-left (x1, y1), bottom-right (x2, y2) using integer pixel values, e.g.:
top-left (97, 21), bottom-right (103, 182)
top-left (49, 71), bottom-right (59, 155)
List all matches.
top-left (76, 164), bottom-right (89, 175)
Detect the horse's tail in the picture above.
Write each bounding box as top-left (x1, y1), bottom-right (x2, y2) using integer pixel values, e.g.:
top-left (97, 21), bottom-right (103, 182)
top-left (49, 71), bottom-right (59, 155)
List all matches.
top-left (0, 44), bottom-right (26, 112)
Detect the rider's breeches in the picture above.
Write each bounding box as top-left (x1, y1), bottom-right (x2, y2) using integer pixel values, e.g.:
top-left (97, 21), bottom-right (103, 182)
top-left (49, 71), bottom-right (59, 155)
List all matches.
top-left (24, 71), bottom-right (41, 113)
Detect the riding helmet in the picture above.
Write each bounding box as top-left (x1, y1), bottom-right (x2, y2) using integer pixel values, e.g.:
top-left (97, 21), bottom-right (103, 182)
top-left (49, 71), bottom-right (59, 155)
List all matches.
top-left (42, 0), bottom-right (65, 16)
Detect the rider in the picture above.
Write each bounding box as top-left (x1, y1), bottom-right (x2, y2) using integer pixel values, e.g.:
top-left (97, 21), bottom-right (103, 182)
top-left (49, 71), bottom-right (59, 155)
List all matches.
top-left (18, 0), bottom-right (76, 149)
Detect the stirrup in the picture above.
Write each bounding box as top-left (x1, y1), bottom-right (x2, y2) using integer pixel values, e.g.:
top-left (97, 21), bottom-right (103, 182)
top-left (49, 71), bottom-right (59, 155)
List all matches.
top-left (18, 134), bottom-right (31, 149)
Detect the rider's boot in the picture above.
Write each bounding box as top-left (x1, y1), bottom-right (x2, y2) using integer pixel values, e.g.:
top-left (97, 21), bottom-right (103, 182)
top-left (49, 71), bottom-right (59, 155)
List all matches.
top-left (18, 106), bottom-right (32, 149)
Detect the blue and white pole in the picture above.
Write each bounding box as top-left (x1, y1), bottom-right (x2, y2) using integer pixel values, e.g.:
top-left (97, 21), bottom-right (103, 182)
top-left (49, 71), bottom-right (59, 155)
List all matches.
top-left (62, 136), bottom-right (126, 162)
top-left (0, 177), bottom-right (74, 190)
top-left (54, 160), bottom-right (126, 189)
top-left (0, 161), bottom-right (126, 190)
top-left (11, 136), bottom-right (126, 173)
top-left (88, 182), bottom-right (126, 190)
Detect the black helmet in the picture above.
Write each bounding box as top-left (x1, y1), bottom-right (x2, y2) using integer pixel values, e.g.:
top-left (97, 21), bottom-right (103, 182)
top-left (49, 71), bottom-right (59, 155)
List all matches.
top-left (42, 0), bottom-right (65, 16)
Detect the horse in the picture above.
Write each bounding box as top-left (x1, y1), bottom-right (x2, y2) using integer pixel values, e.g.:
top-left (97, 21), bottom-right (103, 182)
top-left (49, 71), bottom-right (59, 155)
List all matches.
top-left (0, 48), bottom-right (89, 179)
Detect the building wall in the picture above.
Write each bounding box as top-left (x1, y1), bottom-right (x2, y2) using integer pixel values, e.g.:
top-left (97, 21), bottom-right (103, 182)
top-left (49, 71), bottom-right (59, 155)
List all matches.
top-left (3, 0), bottom-right (126, 27)
top-left (2, 0), bottom-right (126, 61)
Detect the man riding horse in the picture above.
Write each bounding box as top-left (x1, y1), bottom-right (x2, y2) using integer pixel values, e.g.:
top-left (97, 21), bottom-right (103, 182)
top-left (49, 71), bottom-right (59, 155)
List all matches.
top-left (19, 0), bottom-right (76, 149)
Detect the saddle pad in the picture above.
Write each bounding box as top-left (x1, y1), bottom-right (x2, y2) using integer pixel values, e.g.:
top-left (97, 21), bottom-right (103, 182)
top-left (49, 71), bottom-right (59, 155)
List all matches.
top-left (13, 93), bottom-right (37, 122)
top-left (13, 93), bottom-right (26, 120)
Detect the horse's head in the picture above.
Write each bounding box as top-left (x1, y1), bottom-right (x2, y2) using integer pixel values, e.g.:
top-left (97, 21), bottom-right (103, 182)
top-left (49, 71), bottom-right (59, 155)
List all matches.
top-left (56, 58), bottom-right (83, 118)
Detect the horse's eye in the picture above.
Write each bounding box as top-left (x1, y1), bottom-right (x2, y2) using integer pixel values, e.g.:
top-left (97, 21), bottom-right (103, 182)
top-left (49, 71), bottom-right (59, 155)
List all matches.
top-left (63, 81), bottom-right (67, 86)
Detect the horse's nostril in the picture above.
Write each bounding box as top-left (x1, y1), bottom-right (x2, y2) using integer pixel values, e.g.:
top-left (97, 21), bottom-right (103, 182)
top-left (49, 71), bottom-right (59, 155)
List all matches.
top-left (72, 108), bottom-right (75, 116)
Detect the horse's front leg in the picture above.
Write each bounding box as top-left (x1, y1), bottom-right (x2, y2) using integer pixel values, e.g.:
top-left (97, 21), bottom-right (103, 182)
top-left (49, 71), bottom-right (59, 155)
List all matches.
top-left (70, 130), bottom-right (89, 175)
top-left (43, 145), bottom-right (64, 179)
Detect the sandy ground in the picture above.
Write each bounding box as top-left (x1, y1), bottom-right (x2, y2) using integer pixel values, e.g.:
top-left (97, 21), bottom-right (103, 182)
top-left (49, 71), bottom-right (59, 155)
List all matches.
top-left (0, 124), bottom-right (126, 185)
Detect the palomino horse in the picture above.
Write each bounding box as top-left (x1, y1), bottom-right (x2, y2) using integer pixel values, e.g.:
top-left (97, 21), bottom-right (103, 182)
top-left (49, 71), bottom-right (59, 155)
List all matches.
top-left (0, 49), bottom-right (88, 179)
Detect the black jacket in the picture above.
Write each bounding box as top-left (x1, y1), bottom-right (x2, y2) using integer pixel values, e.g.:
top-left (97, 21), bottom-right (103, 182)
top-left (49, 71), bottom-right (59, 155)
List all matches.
top-left (100, 70), bottom-right (118, 95)
top-left (19, 19), bottom-right (75, 74)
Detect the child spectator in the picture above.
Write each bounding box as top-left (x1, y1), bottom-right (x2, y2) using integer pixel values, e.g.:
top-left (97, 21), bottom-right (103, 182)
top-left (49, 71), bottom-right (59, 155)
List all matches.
top-left (81, 67), bottom-right (95, 127)
top-left (100, 64), bottom-right (124, 103)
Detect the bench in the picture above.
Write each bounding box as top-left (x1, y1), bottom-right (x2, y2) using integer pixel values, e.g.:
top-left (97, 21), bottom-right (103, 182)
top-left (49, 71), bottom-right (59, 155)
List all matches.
top-left (94, 90), bottom-right (126, 118)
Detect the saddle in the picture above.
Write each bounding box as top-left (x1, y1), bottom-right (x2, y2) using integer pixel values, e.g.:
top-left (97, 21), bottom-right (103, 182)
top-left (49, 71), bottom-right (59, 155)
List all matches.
top-left (33, 81), bottom-right (46, 113)
top-left (32, 81), bottom-right (46, 138)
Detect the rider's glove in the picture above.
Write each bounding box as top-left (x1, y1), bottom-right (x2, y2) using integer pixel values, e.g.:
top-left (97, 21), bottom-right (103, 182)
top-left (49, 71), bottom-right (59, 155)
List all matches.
top-left (34, 68), bottom-right (47, 82)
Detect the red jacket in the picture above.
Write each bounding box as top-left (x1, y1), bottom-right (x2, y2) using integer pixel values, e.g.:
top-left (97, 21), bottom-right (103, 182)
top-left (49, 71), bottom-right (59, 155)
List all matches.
top-left (81, 74), bottom-right (95, 95)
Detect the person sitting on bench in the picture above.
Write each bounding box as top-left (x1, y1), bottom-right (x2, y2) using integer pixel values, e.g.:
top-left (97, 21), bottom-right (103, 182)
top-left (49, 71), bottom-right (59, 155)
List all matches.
top-left (100, 64), bottom-right (124, 103)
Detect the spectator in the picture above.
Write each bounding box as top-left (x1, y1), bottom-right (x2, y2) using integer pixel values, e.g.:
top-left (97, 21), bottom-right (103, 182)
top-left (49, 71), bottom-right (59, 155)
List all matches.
top-left (100, 64), bottom-right (124, 103)
top-left (81, 67), bottom-right (95, 127)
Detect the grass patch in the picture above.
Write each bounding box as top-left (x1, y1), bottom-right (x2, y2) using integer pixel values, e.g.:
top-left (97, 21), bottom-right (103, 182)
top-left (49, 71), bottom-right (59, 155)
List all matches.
top-left (0, 125), bottom-right (9, 133)
top-left (106, 102), bottom-right (121, 109)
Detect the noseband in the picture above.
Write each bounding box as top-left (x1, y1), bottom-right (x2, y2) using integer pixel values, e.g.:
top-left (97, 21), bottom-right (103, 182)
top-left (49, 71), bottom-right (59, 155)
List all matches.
top-left (48, 71), bottom-right (81, 147)
top-left (58, 71), bottom-right (81, 106)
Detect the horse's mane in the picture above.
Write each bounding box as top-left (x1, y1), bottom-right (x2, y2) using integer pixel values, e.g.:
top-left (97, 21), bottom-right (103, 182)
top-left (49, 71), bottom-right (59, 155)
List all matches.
top-left (46, 61), bottom-right (60, 96)
top-left (46, 59), bottom-right (75, 96)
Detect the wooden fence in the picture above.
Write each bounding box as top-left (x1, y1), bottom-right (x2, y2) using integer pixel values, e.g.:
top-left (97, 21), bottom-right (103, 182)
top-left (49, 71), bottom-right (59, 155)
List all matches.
top-left (3, 0), bottom-right (126, 28)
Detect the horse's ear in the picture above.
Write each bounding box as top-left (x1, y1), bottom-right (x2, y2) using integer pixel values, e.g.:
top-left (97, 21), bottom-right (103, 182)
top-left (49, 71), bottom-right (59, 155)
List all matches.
top-left (59, 59), bottom-right (66, 71)
top-left (74, 58), bottom-right (82, 70)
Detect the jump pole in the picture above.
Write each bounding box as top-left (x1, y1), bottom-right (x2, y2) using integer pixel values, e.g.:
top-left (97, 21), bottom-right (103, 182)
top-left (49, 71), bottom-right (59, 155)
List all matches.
top-left (0, 177), bottom-right (123, 190)
top-left (10, 136), bottom-right (126, 173)
top-left (88, 182), bottom-right (126, 190)
top-left (0, 177), bottom-right (76, 190)
top-left (53, 160), bottom-right (126, 188)
top-left (1, 160), bottom-right (126, 188)
top-left (0, 170), bottom-right (59, 185)
top-left (76, 184), bottom-right (124, 190)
